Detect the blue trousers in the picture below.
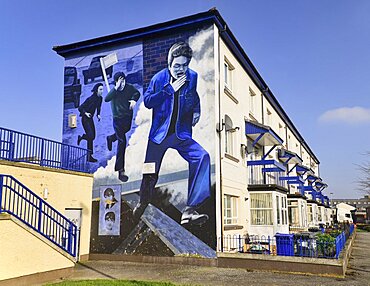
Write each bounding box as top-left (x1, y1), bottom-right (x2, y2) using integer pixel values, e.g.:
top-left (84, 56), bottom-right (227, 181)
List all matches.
top-left (139, 133), bottom-right (210, 207)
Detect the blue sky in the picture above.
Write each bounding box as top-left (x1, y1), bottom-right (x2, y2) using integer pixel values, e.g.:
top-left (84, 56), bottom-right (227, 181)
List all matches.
top-left (1, 0), bottom-right (369, 199)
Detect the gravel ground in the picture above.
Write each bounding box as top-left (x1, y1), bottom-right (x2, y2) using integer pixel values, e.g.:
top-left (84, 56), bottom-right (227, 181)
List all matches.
top-left (49, 232), bottom-right (370, 286)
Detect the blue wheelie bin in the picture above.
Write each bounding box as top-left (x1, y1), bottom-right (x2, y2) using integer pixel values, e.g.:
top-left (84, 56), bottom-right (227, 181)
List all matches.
top-left (275, 233), bottom-right (294, 256)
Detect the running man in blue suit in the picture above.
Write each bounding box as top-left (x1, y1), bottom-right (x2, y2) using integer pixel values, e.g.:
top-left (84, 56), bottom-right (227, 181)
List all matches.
top-left (133, 42), bottom-right (210, 225)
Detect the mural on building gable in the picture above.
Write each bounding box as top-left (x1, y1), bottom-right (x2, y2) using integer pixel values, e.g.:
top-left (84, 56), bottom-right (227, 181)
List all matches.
top-left (63, 25), bottom-right (216, 257)
top-left (63, 42), bottom-right (143, 172)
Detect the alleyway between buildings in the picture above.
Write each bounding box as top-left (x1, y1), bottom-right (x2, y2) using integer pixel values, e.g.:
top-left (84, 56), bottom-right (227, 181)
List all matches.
top-left (52, 232), bottom-right (370, 286)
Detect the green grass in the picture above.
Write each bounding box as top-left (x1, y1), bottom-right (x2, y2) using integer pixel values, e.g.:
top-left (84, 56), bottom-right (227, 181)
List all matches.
top-left (46, 280), bottom-right (178, 286)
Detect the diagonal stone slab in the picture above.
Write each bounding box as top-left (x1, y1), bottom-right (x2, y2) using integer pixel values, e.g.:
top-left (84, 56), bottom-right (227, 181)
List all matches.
top-left (122, 193), bottom-right (216, 258)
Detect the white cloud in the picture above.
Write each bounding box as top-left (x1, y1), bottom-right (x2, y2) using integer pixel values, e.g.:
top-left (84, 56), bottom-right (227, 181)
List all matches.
top-left (318, 107), bottom-right (370, 124)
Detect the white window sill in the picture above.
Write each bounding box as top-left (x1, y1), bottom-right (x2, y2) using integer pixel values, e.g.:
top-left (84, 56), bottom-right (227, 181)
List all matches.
top-left (224, 86), bottom-right (238, 104)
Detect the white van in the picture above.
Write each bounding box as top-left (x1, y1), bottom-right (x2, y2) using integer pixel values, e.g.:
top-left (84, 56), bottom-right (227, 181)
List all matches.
top-left (335, 203), bottom-right (355, 223)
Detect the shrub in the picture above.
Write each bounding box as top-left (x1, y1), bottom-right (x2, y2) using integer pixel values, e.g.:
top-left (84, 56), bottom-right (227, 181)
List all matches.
top-left (328, 229), bottom-right (342, 238)
top-left (316, 233), bottom-right (336, 258)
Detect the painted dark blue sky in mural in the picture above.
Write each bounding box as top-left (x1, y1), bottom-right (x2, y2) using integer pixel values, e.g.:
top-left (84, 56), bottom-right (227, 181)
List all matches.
top-left (1, 0), bottom-right (370, 199)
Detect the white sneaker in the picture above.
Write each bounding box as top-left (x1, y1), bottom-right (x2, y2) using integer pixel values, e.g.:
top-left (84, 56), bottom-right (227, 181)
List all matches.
top-left (180, 206), bottom-right (209, 226)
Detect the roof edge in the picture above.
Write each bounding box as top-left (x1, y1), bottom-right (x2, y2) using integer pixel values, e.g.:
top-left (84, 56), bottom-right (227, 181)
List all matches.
top-left (53, 9), bottom-right (217, 56)
top-left (52, 7), bottom-right (319, 164)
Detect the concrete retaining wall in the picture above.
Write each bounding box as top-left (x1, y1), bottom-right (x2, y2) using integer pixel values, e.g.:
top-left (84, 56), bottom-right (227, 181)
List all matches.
top-left (89, 254), bottom-right (217, 267)
top-left (0, 214), bottom-right (75, 281)
top-left (0, 160), bottom-right (93, 282)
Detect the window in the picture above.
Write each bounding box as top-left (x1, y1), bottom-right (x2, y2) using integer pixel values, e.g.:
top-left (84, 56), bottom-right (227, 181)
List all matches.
top-left (225, 115), bottom-right (236, 157)
top-left (250, 193), bottom-right (273, 225)
top-left (288, 200), bottom-right (299, 226)
top-left (249, 88), bottom-right (256, 114)
top-left (278, 123), bottom-right (284, 139)
top-left (318, 208), bottom-right (322, 221)
top-left (276, 195), bottom-right (281, 225)
top-left (276, 195), bottom-right (288, 225)
top-left (307, 205), bottom-right (313, 223)
top-left (282, 196), bottom-right (288, 225)
top-left (266, 109), bottom-right (272, 126)
top-left (314, 205), bottom-right (319, 222)
top-left (224, 195), bottom-right (238, 225)
top-left (224, 59), bottom-right (234, 91)
top-left (301, 201), bottom-right (307, 226)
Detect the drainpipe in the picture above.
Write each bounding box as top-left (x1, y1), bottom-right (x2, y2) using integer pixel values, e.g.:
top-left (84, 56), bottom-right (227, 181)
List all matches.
top-left (218, 26), bottom-right (224, 251)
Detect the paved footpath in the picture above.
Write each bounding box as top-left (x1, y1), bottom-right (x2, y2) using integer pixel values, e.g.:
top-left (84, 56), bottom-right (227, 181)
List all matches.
top-left (50, 232), bottom-right (370, 286)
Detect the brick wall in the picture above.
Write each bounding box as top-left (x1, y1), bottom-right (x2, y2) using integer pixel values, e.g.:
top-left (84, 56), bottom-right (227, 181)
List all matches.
top-left (143, 29), bottom-right (196, 90)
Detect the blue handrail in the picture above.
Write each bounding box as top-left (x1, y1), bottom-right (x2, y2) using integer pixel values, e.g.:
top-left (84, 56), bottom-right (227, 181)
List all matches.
top-left (0, 127), bottom-right (90, 173)
top-left (0, 174), bottom-right (78, 258)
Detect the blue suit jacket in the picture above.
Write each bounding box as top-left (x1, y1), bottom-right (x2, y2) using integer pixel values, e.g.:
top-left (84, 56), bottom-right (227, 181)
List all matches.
top-left (144, 68), bottom-right (200, 144)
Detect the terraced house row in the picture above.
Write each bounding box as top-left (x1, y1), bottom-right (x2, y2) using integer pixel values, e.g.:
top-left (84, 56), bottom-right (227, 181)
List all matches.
top-left (213, 14), bottom-right (330, 245)
top-left (0, 9), bottom-right (333, 283)
top-left (55, 8), bottom-right (331, 255)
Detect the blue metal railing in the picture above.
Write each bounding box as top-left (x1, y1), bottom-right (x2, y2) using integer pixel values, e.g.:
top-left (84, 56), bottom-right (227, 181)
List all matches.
top-left (0, 127), bottom-right (90, 173)
top-left (0, 175), bottom-right (78, 257)
top-left (218, 228), bottom-right (354, 259)
top-left (218, 234), bottom-right (273, 254)
top-left (248, 164), bottom-right (287, 188)
top-left (349, 224), bottom-right (355, 235)
top-left (335, 232), bottom-right (346, 259)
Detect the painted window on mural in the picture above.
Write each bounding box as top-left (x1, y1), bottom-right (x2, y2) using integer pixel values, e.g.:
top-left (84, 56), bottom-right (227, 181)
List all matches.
top-left (250, 193), bottom-right (273, 225)
top-left (224, 195), bottom-right (238, 225)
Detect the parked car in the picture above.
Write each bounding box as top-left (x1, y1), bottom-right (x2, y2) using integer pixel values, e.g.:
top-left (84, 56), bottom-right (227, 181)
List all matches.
top-left (83, 55), bottom-right (113, 85)
top-left (64, 66), bottom-right (82, 108)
